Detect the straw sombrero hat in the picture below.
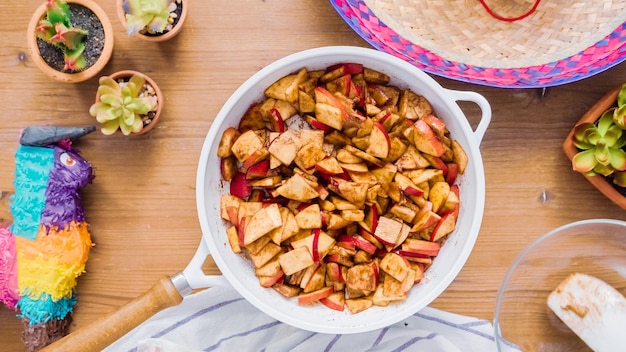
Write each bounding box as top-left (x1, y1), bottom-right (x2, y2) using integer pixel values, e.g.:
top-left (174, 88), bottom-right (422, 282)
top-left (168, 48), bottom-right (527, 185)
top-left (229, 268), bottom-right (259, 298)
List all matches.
top-left (331, 0), bottom-right (626, 87)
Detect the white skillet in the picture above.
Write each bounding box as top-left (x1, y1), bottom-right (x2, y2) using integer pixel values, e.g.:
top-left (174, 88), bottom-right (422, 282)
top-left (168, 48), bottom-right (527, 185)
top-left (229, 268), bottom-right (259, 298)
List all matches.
top-left (43, 46), bottom-right (491, 351)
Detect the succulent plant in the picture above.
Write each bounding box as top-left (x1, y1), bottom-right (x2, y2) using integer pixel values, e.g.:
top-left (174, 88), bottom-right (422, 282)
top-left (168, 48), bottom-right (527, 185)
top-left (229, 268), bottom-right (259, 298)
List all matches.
top-left (89, 74), bottom-right (158, 136)
top-left (572, 107), bottom-right (626, 186)
top-left (611, 83), bottom-right (626, 129)
top-left (35, 0), bottom-right (88, 71)
top-left (122, 0), bottom-right (177, 36)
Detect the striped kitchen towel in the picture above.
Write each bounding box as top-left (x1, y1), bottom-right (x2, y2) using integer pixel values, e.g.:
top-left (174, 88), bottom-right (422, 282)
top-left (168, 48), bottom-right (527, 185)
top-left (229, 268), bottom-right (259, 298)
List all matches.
top-left (105, 284), bottom-right (517, 352)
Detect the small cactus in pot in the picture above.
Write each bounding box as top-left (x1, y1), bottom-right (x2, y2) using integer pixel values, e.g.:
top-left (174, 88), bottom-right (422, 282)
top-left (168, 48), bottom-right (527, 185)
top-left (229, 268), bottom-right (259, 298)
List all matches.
top-left (564, 82), bottom-right (626, 209)
top-left (571, 84), bottom-right (626, 187)
top-left (35, 0), bottom-right (89, 71)
top-left (89, 71), bottom-right (163, 136)
top-left (118, 0), bottom-right (187, 41)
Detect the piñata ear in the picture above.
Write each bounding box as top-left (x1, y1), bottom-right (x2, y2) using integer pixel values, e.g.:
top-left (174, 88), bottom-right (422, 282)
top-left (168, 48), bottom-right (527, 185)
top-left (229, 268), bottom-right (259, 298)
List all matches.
top-left (20, 126), bottom-right (96, 147)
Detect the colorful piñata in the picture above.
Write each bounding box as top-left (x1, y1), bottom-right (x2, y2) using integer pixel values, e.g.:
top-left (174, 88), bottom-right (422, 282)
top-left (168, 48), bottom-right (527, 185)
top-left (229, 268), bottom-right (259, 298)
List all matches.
top-left (0, 126), bottom-right (95, 351)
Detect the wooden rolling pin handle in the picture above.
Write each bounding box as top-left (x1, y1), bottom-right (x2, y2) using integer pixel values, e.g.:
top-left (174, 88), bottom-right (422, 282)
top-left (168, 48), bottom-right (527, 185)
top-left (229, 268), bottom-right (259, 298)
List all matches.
top-left (41, 276), bottom-right (184, 352)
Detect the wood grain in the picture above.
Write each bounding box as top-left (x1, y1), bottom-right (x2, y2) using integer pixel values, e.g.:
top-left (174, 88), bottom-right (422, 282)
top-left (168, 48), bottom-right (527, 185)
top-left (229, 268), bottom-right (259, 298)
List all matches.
top-left (1, 1), bottom-right (625, 351)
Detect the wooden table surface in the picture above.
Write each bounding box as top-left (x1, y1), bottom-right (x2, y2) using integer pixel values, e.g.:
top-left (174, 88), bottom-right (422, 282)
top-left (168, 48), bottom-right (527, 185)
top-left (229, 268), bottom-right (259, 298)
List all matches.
top-left (1, 1), bottom-right (625, 351)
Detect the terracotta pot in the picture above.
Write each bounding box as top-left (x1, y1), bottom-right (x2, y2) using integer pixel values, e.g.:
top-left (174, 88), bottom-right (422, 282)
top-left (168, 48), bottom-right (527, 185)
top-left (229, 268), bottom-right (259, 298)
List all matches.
top-left (94, 70), bottom-right (164, 136)
top-left (26, 0), bottom-right (114, 83)
top-left (116, 0), bottom-right (188, 42)
top-left (562, 85), bottom-right (626, 210)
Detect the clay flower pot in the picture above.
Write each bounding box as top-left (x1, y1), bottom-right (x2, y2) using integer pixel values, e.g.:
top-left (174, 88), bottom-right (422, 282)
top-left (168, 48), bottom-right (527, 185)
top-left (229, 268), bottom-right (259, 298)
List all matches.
top-left (93, 70), bottom-right (163, 136)
top-left (27, 0), bottom-right (114, 83)
top-left (562, 85), bottom-right (626, 210)
top-left (116, 0), bottom-right (188, 42)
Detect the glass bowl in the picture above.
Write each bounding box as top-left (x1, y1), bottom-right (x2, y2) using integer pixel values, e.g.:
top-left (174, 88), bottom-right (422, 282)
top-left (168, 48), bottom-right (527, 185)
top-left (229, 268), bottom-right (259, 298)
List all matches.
top-left (494, 219), bottom-right (626, 351)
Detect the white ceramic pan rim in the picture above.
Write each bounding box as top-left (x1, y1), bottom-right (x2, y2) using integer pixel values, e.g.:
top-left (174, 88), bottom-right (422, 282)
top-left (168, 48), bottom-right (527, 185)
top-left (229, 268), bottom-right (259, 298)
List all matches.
top-left (192, 46), bottom-right (491, 334)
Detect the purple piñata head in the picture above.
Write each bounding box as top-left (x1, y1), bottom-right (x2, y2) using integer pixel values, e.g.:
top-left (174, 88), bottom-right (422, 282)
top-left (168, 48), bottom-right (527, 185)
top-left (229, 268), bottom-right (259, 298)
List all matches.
top-left (40, 145), bottom-right (94, 230)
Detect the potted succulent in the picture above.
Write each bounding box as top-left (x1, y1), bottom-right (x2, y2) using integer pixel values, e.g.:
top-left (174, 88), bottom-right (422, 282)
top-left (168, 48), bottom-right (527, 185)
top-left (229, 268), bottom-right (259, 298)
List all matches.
top-left (89, 70), bottom-right (163, 136)
top-left (563, 83), bottom-right (626, 209)
top-left (26, 0), bottom-right (114, 83)
top-left (116, 0), bottom-right (188, 42)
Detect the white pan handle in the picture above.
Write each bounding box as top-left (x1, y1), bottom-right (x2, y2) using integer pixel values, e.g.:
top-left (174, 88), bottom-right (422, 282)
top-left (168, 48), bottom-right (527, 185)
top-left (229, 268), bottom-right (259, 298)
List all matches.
top-left (180, 236), bottom-right (228, 290)
top-left (444, 89), bottom-right (492, 145)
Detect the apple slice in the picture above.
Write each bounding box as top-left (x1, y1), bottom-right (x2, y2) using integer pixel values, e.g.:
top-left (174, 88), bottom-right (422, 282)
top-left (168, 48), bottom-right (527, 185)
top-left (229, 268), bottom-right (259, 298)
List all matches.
top-left (429, 181), bottom-right (450, 214)
top-left (395, 145), bottom-right (431, 171)
top-left (225, 225), bottom-right (241, 254)
top-left (394, 222), bottom-right (411, 249)
top-left (345, 298), bottom-right (373, 314)
top-left (301, 263), bottom-right (325, 292)
top-left (291, 229), bottom-right (336, 261)
top-left (306, 115), bottom-right (334, 133)
top-left (359, 227), bottom-right (383, 250)
top-left (379, 252), bottom-right (411, 282)
top-left (217, 127), bottom-right (240, 158)
top-left (299, 90), bottom-right (316, 114)
top-left (338, 235), bottom-right (378, 255)
top-left (279, 246), bottom-right (314, 276)
top-left (245, 234), bottom-right (271, 255)
top-left (358, 204), bottom-right (379, 233)
top-left (325, 74), bottom-right (358, 98)
top-left (295, 141), bottom-right (328, 170)
top-left (343, 145), bottom-right (386, 167)
top-left (364, 122), bottom-right (390, 159)
top-left (248, 242), bottom-right (283, 268)
top-left (220, 156), bottom-right (237, 182)
top-left (398, 89), bottom-right (432, 121)
top-left (240, 146), bottom-right (269, 172)
top-left (315, 103), bottom-right (344, 131)
top-left (410, 120), bottom-right (445, 157)
top-left (326, 262), bottom-right (344, 283)
top-left (346, 264), bottom-right (378, 292)
top-left (423, 114), bottom-right (447, 139)
top-left (230, 172), bottom-right (251, 199)
top-left (411, 208), bottom-right (441, 232)
top-left (258, 270), bottom-right (285, 288)
top-left (243, 203), bottom-right (283, 245)
top-left (338, 162), bottom-right (369, 174)
top-left (451, 140), bottom-right (468, 175)
top-left (230, 129), bottom-right (265, 162)
top-left (336, 148), bottom-right (364, 164)
top-left (238, 103), bottom-right (267, 131)
top-left (220, 194), bottom-right (242, 221)
top-left (275, 174), bottom-right (319, 201)
top-left (268, 130), bottom-right (300, 166)
top-left (394, 173), bottom-right (424, 198)
top-left (446, 163), bottom-right (458, 185)
top-left (320, 291), bottom-right (345, 311)
top-left (315, 156), bottom-right (344, 175)
top-left (321, 63), bottom-right (364, 82)
top-left (361, 68), bottom-right (390, 85)
top-left (272, 283), bottom-right (301, 298)
top-left (297, 286), bottom-right (334, 305)
top-left (268, 108), bottom-right (286, 132)
top-left (264, 67), bottom-right (307, 103)
top-left (404, 168), bottom-right (443, 185)
top-left (422, 154), bottom-right (449, 177)
top-left (255, 257), bottom-right (282, 277)
top-left (245, 159), bottom-right (270, 179)
top-left (402, 238), bottom-right (441, 256)
top-left (430, 212), bottom-right (457, 242)
top-left (294, 204), bottom-right (322, 229)
top-left (384, 137), bottom-right (408, 163)
top-left (326, 213), bottom-right (352, 230)
top-left (373, 216), bottom-right (403, 247)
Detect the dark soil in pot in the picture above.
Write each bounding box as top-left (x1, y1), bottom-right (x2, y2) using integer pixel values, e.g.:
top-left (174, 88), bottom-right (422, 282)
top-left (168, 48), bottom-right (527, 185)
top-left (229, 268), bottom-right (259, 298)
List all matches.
top-left (37, 3), bottom-right (105, 72)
